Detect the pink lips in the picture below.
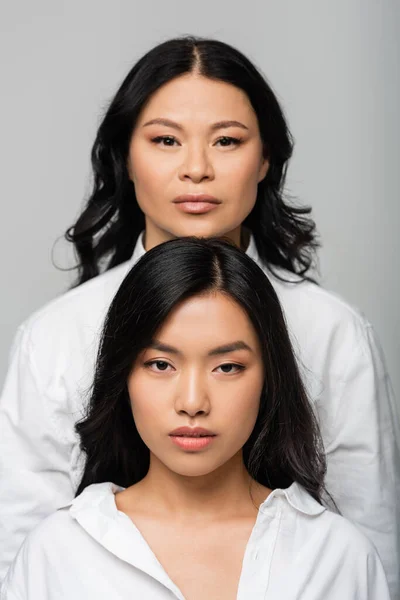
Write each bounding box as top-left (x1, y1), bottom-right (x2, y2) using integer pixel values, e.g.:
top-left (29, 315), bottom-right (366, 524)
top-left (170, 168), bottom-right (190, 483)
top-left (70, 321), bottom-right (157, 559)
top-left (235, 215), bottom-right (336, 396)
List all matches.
top-left (173, 194), bottom-right (221, 214)
top-left (169, 426), bottom-right (216, 451)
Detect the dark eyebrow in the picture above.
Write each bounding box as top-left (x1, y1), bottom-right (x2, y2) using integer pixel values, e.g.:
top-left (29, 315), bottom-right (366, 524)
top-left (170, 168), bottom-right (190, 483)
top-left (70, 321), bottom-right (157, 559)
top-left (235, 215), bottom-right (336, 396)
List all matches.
top-left (148, 340), bottom-right (181, 354)
top-left (148, 340), bottom-right (253, 356)
top-left (208, 341), bottom-right (253, 356)
top-left (143, 118), bottom-right (183, 131)
top-left (210, 120), bottom-right (249, 131)
top-left (142, 118), bottom-right (249, 132)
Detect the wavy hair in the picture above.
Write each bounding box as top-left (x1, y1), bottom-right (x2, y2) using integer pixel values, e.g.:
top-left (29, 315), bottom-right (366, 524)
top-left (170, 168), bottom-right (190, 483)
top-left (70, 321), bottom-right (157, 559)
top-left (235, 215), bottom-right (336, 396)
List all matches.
top-left (66, 37), bottom-right (318, 286)
top-left (76, 238), bottom-right (326, 502)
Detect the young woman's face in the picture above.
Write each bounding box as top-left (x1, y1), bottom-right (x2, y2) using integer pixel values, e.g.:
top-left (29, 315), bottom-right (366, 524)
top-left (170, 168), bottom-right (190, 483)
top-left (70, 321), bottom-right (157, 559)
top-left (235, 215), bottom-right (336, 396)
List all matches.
top-left (128, 74), bottom-right (269, 249)
top-left (127, 292), bottom-right (264, 478)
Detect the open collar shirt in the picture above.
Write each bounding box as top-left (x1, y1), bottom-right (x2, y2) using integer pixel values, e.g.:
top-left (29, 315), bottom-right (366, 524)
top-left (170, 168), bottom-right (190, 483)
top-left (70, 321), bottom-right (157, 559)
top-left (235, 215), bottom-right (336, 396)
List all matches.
top-left (1, 482), bottom-right (390, 600)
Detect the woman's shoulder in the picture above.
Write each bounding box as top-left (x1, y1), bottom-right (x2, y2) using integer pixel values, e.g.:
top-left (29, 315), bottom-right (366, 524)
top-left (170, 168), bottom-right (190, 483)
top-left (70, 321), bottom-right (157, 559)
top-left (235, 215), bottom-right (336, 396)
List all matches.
top-left (318, 507), bottom-right (379, 556)
top-left (1, 510), bottom-right (69, 597)
top-left (284, 485), bottom-right (386, 584)
top-left (2, 507), bottom-right (82, 589)
top-left (247, 239), bottom-right (366, 327)
top-left (312, 508), bottom-right (390, 592)
top-left (268, 485), bottom-right (390, 598)
top-left (23, 261), bottom-right (134, 337)
top-left (268, 268), bottom-right (368, 328)
top-left (261, 267), bottom-right (380, 369)
top-left (11, 262), bottom-right (134, 370)
top-left (20, 506), bottom-right (83, 553)
top-left (8, 484), bottom-right (119, 569)
top-left (279, 483), bottom-right (379, 558)
top-left (1, 486), bottom-right (121, 597)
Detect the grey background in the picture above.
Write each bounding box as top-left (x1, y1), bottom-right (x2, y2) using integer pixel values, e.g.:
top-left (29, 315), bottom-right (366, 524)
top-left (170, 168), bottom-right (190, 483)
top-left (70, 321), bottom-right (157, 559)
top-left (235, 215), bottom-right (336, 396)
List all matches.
top-left (1, 0), bottom-right (399, 400)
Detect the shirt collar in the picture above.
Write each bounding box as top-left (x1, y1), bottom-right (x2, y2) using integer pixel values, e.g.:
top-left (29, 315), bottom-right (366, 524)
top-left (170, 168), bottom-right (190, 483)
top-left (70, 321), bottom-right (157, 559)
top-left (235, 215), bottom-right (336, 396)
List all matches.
top-left (129, 231), bottom-right (262, 265)
top-left (245, 232), bottom-right (260, 263)
top-left (129, 231), bottom-right (146, 265)
top-left (69, 483), bottom-right (185, 598)
top-left (262, 482), bottom-right (326, 516)
top-left (69, 480), bottom-right (325, 520)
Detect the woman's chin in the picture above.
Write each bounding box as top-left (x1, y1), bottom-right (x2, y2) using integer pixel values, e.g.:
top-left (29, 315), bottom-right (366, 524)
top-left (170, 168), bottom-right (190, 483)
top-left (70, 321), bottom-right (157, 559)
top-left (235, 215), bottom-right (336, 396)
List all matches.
top-left (165, 220), bottom-right (241, 243)
top-left (161, 458), bottom-right (228, 479)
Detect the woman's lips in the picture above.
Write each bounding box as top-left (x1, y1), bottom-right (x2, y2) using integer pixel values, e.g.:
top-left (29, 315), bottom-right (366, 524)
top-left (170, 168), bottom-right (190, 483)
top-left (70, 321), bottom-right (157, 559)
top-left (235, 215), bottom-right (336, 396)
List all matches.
top-left (173, 195), bottom-right (221, 215)
top-left (169, 435), bottom-right (215, 450)
top-left (169, 426), bottom-right (216, 451)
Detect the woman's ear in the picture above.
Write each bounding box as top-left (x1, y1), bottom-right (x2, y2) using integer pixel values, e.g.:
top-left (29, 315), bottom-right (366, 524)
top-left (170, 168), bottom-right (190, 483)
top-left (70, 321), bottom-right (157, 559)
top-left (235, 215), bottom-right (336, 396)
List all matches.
top-left (126, 138), bottom-right (136, 183)
top-left (258, 157), bottom-right (270, 183)
top-left (126, 158), bottom-right (134, 183)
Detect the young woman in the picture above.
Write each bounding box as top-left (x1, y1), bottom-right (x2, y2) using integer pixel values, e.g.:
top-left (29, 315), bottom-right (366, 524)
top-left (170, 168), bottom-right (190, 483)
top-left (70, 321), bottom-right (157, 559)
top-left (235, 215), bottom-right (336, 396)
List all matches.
top-left (0, 37), bottom-right (398, 596)
top-left (1, 239), bottom-right (390, 599)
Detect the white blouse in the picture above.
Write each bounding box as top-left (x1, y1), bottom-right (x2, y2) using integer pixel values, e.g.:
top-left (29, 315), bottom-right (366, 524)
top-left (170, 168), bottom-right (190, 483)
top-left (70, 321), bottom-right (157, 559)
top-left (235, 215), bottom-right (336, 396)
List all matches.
top-left (1, 482), bottom-right (390, 599)
top-left (0, 234), bottom-right (399, 597)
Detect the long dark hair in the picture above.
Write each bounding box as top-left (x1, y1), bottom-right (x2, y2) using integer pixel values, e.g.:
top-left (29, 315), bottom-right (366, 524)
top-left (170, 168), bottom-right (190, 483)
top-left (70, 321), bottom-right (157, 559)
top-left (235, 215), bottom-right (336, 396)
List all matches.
top-left (66, 36), bottom-right (318, 286)
top-left (76, 238), bottom-right (326, 502)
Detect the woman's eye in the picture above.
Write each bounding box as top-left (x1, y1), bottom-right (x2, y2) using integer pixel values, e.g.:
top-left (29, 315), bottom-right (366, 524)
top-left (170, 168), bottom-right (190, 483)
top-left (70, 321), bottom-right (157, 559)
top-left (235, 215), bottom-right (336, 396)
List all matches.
top-left (215, 136), bottom-right (243, 148)
top-left (145, 360), bottom-right (173, 372)
top-left (151, 136), bottom-right (179, 147)
top-left (214, 363), bottom-right (245, 375)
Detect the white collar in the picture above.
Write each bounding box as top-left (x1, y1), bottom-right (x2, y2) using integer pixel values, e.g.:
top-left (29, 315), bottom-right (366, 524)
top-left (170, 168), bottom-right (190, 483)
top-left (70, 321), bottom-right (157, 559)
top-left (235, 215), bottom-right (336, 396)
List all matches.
top-left (129, 231), bottom-right (146, 264)
top-left (129, 231), bottom-right (262, 265)
top-left (66, 480), bottom-right (324, 595)
top-left (69, 480), bottom-right (325, 521)
top-left (265, 482), bottom-right (326, 516)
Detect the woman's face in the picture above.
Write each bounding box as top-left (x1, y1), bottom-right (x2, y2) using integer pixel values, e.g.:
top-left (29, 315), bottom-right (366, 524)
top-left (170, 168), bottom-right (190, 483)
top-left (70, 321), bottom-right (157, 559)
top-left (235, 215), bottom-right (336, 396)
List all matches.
top-left (128, 74), bottom-right (269, 249)
top-left (127, 292), bottom-right (264, 478)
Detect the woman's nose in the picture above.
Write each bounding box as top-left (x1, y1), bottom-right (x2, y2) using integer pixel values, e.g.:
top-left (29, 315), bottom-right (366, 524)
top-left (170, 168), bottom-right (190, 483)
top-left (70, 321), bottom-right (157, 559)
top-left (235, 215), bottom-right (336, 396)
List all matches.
top-left (174, 370), bottom-right (211, 417)
top-left (178, 144), bottom-right (215, 184)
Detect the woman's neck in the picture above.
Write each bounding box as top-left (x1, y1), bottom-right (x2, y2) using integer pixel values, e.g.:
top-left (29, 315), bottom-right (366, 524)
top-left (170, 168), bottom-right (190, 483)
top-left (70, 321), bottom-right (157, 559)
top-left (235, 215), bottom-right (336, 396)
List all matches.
top-left (143, 221), bottom-right (245, 252)
top-left (119, 452), bottom-right (270, 521)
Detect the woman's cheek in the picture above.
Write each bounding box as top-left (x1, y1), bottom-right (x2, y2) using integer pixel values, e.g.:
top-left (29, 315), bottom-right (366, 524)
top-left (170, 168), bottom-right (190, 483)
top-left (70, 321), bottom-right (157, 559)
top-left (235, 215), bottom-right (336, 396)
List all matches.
top-left (131, 376), bottom-right (174, 432)
top-left (225, 381), bottom-right (261, 426)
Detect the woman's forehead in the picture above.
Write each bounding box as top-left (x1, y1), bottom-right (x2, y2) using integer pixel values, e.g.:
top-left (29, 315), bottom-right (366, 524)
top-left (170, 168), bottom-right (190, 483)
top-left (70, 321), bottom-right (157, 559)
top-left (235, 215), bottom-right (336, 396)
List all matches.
top-left (135, 74), bottom-right (257, 128)
top-left (152, 293), bottom-right (261, 352)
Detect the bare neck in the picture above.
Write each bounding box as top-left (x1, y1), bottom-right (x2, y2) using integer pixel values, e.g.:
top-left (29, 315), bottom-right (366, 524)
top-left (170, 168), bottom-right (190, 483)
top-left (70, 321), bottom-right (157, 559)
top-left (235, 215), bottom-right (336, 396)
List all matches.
top-left (117, 452), bottom-right (270, 522)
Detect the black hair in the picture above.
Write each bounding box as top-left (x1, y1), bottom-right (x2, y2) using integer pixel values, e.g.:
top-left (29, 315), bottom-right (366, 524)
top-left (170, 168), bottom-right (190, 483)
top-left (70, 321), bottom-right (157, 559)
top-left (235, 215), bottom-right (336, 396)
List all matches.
top-left (76, 238), bottom-right (326, 502)
top-left (66, 36), bottom-right (318, 286)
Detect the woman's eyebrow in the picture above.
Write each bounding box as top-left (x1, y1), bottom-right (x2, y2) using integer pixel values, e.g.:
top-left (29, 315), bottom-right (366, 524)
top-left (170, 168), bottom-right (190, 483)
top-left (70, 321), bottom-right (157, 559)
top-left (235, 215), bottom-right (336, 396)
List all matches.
top-left (208, 341), bottom-right (252, 356)
top-left (210, 120), bottom-right (249, 131)
top-left (143, 118), bottom-right (183, 131)
top-left (148, 340), bottom-right (253, 356)
top-left (148, 340), bottom-right (181, 354)
top-left (142, 118), bottom-right (249, 132)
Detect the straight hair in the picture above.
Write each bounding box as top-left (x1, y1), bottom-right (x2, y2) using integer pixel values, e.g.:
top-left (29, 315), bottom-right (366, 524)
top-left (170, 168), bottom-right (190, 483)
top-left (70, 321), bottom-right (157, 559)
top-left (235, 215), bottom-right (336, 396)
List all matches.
top-left (76, 238), bottom-right (326, 502)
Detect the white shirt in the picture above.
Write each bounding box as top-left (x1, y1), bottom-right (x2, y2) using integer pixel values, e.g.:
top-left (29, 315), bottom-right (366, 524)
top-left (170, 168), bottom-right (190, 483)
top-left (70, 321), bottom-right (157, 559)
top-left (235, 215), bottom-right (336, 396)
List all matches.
top-left (0, 235), bottom-right (399, 598)
top-left (0, 482), bottom-right (390, 599)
